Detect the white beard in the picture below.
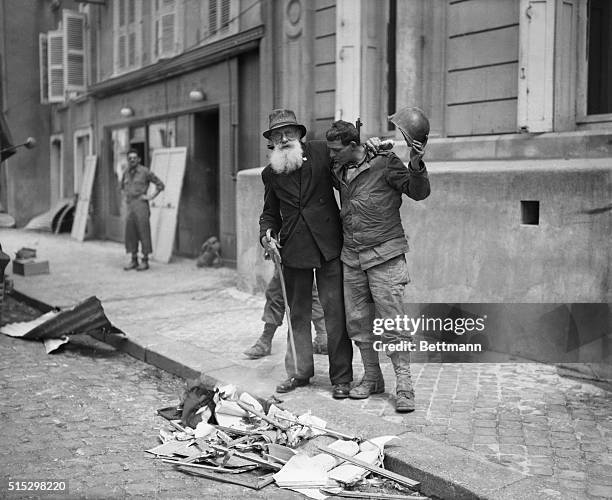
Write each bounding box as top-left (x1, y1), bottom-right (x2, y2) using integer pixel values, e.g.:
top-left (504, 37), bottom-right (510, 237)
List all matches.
top-left (269, 140), bottom-right (304, 174)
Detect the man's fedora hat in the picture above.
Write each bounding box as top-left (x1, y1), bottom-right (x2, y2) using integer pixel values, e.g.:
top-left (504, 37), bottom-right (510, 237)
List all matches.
top-left (263, 109), bottom-right (307, 139)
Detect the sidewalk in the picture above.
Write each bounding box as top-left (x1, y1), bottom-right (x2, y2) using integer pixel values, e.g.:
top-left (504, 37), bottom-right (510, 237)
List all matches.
top-left (2, 228), bottom-right (611, 499)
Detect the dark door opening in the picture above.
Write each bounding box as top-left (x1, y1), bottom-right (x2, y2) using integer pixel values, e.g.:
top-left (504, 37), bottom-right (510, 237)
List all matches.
top-left (176, 110), bottom-right (219, 257)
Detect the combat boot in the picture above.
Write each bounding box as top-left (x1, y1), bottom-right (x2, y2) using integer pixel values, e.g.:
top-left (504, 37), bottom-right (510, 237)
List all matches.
top-left (123, 254), bottom-right (138, 271)
top-left (137, 256), bottom-right (149, 271)
top-left (349, 343), bottom-right (385, 399)
top-left (389, 351), bottom-right (415, 413)
top-left (244, 323), bottom-right (276, 359)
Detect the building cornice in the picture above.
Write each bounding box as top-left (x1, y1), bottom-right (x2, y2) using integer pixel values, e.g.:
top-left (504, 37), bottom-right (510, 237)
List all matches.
top-left (88, 25), bottom-right (264, 98)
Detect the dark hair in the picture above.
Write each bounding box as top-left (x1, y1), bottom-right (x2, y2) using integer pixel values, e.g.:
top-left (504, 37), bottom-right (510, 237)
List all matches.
top-left (127, 148), bottom-right (139, 157)
top-left (325, 120), bottom-right (359, 146)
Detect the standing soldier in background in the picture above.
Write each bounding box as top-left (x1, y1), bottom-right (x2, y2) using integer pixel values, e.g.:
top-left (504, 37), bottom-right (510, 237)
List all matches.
top-left (121, 149), bottom-right (165, 271)
top-left (325, 107), bottom-right (431, 412)
top-left (244, 271), bottom-right (328, 359)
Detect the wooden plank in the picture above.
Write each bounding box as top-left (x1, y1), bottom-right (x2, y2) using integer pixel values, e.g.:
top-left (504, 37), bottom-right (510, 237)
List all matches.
top-left (314, 36), bottom-right (335, 65)
top-left (318, 445), bottom-right (421, 489)
top-left (316, 8), bottom-right (336, 36)
top-left (316, 0), bottom-right (336, 11)
top-left (448, 0), bottom-right (519, 37)
top-left (149, 147), bottom-right (188, 263)
top-left (71, 155), bottom-right (97, 242)
top-left (314, 63), bottom-right (335, 91)
top-left (446, 99), bottom-right (518, 136)
top-left (315, 90), bottom-right (336, 119)
top-left (447, 63), bottom-right (518, 104)
top-left (447, 25), bottom-right (519, 71)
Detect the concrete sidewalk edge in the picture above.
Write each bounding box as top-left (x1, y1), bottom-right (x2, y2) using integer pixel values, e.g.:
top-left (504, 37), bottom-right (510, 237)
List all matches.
top-left (9, 288), bottom-right (560, 500)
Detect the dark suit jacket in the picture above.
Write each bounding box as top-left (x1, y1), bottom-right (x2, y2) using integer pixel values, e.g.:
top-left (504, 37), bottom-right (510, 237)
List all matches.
top-left (259, 140), bottom-right (342, 269)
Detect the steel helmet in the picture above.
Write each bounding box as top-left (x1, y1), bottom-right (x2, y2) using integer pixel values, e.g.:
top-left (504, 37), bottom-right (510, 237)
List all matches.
top-left (389, 106), bottom-right (430, 146)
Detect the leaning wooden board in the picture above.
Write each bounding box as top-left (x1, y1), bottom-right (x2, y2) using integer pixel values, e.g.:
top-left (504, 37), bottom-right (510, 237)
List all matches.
top-left (148, 147), bottom-right (187, 263)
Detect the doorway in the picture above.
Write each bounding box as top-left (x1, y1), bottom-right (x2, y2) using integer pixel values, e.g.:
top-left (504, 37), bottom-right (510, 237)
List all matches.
top-left (176, 110), bottom-right (219, 257)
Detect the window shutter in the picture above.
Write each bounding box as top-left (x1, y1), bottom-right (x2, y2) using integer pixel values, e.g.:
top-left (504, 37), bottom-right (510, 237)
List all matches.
top-left (517, 0), bottom-right (555, 132)
top-left (47, 30), bottom-right (64, 103)
top-left (220, 0), bottom-right (230, 30)
top-left (39, 33), bottom-right (49, 104)
top-left (160, 12), bottom-right (175, 54)
top-left (63, 10), bottom-right (86, 93)
top-left (208, 0), bottom-right (218, 35)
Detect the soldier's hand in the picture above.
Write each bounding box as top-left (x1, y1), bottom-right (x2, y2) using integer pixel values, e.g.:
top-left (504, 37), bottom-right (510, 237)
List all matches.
top-left (409, 139), bottom-right (425, 170)
top-left (365, 137), bottom-right (382, 153)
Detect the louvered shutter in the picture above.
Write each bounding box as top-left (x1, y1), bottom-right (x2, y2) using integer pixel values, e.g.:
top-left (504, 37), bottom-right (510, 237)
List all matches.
top-left (39, 34), bottom-right (49, 104)
top-left (208, 0), bottom-right (217, 35)
top-left (47, 30), bottom-right (64, 103)
top-left (157, 0), bottom-right (176, 57)
top-left (220, 0), bottom-right (230, 30)
top-left (160, 12), bottom-right (175, 54)
top-left (63, 10), bottom-right (86, 93)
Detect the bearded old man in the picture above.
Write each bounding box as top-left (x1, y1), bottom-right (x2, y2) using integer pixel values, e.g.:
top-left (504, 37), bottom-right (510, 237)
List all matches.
top-left (259, 109), bottom-right (353, 398)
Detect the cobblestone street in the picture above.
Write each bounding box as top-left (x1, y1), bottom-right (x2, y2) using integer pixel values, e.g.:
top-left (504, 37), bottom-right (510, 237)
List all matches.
top-left (0, 297), bottom-right (298, 500)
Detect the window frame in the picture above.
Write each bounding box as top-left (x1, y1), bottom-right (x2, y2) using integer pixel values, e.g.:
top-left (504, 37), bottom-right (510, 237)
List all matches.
top-left (576, 0), bottom-right (612, 126)
top-left (113, 0), bottom-right (143, 76)
top-left (151, 0), bottom-right (183, 63)
top-left (200, 0), bottom-right (239, 46)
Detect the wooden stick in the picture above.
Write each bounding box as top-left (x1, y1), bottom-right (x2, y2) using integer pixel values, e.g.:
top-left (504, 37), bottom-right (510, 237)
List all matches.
top-left (235, 400), bottom-right (290, 431)
top-left (162, 459), bottom-right (256, 474)
top-left (210, 444), bottom-right (283, 471)
top-left (320, 488), bottom-right (427, 499)
top-left (317, 446), bottom-right (420, 489)
top-left (275, 414), bottom-right (356, 440)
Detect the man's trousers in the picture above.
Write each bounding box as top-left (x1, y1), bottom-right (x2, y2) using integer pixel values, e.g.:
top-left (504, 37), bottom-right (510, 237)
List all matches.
top-left (282, 258), bottom-right (353, 385)
top-left (125, 199), bottom-right (152, 256)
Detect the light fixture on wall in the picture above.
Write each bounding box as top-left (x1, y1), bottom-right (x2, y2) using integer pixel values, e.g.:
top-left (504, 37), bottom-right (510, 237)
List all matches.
top-left (120, 106), bottom-right (134, 117)
top-left (188, 90), bottom-right (206, 102)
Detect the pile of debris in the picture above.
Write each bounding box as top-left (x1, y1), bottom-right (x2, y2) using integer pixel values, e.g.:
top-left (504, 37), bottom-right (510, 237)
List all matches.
top-left (148, 381), bottom-right (428, 499)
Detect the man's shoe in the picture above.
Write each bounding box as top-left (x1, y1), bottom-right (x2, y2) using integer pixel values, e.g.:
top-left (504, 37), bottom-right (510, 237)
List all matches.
top-left (123, 258), bottom-right (138, 271)
top-left (276, 377), bottom-right (309, 393)
top-left (332, 383), bottom-right (350, 399)
top-left (243, 339), bottom-right (272, 359)
top-left (348, 377), bottom-right (385, 399)
top-left (136, 260), bottom-right (149, 271)
top-left (395, 391), bottom-right (415, 413)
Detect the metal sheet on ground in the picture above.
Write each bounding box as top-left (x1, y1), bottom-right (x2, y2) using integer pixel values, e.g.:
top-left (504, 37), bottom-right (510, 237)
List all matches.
top-left (71, 155), bottom-right (97, 241)
top-left (149, 147), bottom-right (187, 263)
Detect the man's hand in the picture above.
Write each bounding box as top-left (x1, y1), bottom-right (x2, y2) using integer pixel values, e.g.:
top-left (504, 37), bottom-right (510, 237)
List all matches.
top-left (409, 139), bottom-right (426, 170)
top-left (261, 229), bottom-right (281, 258)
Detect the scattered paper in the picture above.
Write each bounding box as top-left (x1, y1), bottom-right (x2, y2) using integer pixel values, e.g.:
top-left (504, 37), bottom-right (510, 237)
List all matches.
top-left (273, 454), bottom-right (331, 488)
top-left (194, 422), bottom-right (215, 439)
top-left (360, 435), bottom-right (400, 453)
top-left (43, 336), bottom-right (69, 353)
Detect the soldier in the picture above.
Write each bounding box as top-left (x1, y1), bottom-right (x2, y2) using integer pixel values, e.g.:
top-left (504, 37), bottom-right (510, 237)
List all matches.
top-left (325, 108), bottom-right (431, 412)
top-left (120, 149), bottom-right (165, 271)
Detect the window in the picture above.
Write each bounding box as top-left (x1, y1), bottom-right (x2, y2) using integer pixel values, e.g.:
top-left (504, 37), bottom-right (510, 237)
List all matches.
top-left (39, 9), bottom-right (86, 103)
top-left (113, 0), bottom-right (142, 74)
top-left (74, 128), bottom-right (93, 195)
top-left (202, 0), bottom-right (238, 43)
top-left (152, 0), bottom-right (182, 61)
top-left (586, 0), bottom-right (612, 115)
